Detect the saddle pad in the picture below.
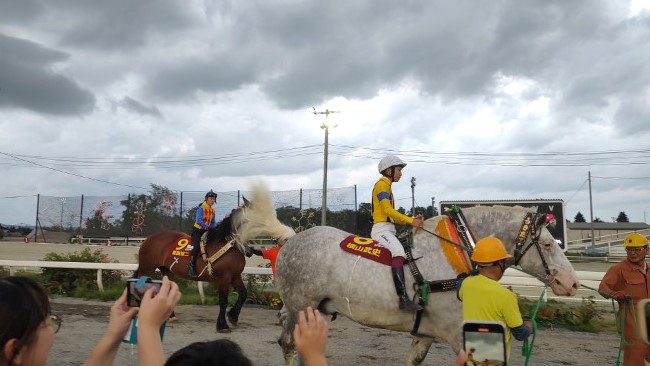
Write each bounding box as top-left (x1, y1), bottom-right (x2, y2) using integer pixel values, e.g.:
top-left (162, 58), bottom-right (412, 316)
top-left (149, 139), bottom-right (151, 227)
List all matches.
top-left (170, 234), bottom-right (192, 257)
top-left (339, 235), bottom-right (392, 266)
top-left (436, 217), bottom-right (471, 275)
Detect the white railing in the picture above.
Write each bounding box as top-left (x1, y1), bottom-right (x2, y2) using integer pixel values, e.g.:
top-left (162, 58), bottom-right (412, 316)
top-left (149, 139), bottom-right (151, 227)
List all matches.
top-left (0, 260), bottom-right (271, 304)
top-left (0, 260), bottom-right (607, 304)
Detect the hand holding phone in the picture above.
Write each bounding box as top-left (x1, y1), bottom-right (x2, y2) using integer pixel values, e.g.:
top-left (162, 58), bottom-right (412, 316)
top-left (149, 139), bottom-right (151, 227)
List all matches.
top-left (462, 321), bottom-right (507, 366)
top-left (126, 278), bottom-right (163, 307)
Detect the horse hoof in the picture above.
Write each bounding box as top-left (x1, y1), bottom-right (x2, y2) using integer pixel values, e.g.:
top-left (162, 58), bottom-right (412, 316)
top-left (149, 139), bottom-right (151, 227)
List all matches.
top-left (217, 328), bottom-right (231, 333)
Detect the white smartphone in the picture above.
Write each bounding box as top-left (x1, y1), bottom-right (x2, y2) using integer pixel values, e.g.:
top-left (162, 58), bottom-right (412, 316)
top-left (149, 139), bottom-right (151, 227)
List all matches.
top-left (462, 321), bottom-right (507, 366)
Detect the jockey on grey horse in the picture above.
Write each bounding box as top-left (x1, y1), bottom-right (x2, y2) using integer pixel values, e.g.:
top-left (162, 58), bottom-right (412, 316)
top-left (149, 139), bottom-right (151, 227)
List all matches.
top-left (371, 155), bottom-right (425, 312)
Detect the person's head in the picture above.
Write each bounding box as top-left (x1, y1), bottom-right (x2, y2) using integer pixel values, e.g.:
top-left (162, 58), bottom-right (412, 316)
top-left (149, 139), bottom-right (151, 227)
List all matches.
top-left (470, 237), bottom-right (513, 279)
top-left (624, 232), bottom-right (649, 265)
top-left (0, 276), bottom-right (57, 366)
top-left (165, 339), bottom-right (253, 366)
top-left (205, 190), bottom-right (218, 205)
top-left (378, 155), bottom-right (406, 182)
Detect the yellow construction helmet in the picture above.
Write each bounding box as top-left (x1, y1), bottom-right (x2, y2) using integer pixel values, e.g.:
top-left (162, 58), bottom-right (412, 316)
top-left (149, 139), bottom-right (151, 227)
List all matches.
top-left (624, 233), bottom-right (648, 248)
top-left (471, 237), bottom-right (513, 263)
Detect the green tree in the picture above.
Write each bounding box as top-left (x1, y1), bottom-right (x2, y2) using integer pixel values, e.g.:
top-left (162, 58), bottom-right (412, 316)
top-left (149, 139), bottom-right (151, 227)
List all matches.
top-left (574, 212), bottom-right (586, 223)
top-left (616, 211), bottom-right (629, 223)
top-left (593, 217), bottom-right (603, 223)
top-left (356, 203), bottom-right (372, 237)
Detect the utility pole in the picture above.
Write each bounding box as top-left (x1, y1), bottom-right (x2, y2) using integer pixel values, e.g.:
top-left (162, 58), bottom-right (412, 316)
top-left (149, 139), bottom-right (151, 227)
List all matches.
top-left (588, 171), bottom-right (595, 247)
top-left (311, 107), bottom-right (340, 226)
top-left (410, 177), bottom-right (416, 216)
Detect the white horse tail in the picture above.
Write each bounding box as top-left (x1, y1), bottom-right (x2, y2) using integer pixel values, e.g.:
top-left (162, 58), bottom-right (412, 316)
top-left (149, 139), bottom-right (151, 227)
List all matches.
top-left (239, 178), bottom-right (296, 245)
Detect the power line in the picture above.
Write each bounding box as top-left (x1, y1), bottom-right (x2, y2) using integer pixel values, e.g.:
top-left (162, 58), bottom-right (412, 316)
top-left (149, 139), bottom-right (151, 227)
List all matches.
top-left (0, 151), bottom-right (149, 190)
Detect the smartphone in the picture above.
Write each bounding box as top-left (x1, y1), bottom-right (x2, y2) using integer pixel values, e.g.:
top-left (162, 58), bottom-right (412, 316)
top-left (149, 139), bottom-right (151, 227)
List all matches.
top-left (126, 278), bottom-right (162, 307)
top-left (463, 321), bottom-right (507, 366)
top-left (637, 299), bottom-right (650, 345)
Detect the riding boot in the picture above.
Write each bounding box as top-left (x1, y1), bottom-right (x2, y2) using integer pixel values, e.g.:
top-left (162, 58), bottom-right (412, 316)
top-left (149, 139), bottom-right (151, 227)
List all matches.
top-left (391, 266), bottom-right (422, 312)
top-left (188, 255), bottom-right (197, 277)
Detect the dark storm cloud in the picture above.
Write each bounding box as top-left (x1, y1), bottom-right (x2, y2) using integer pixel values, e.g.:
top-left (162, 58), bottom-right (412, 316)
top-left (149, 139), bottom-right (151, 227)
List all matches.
top-left (0, 34), bottom-right (95, 115)
top-left (136, 0), bottom-right (650, 129)
top-left (55, 0), bottom-right (196, 50)
top-left (118, 97), bottom-right (162, 118)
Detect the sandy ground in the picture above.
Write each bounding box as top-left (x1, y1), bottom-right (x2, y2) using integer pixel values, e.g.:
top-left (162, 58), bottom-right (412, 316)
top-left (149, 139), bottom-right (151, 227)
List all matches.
top-left (48, 297), bottom-right (622, 366)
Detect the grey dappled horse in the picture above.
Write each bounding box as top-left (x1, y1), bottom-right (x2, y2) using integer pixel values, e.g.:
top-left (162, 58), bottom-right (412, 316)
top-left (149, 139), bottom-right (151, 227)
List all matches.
top-left (273, 205), bottom-right (580, 366)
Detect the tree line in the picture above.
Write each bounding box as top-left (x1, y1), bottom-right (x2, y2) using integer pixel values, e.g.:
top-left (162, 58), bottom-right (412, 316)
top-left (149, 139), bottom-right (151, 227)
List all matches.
top-left (573, 211), bottom-right (630, 223)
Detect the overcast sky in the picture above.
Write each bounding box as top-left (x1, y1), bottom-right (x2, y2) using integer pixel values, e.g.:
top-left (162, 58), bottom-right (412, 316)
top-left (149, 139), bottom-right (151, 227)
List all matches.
top-left (1, 0), bottom-right (650, 228)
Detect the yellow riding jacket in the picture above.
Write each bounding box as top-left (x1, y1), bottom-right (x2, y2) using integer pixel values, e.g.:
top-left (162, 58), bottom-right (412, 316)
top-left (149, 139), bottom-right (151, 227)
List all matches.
top-left (371, 176), bottom-right (414, 225)
top-left (193, 201), bottom-right (216, 230)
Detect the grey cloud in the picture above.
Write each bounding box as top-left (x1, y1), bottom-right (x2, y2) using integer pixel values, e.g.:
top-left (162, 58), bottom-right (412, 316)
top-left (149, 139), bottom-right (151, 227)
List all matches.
top-left (614, 97), bottom-right (650, 135)
top-left (118, 97), bottom-right (162, 118)
top-left (54, 0), bottom-right (196, 50)
top-left (0, 0), bottom-right (44, 24)
top-left (0, 34), bottom-right (95, 115)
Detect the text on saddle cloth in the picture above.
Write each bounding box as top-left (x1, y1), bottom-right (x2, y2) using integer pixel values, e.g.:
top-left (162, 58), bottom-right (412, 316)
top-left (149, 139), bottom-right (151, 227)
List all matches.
top-left (339, 235), bottom-right (393, 266)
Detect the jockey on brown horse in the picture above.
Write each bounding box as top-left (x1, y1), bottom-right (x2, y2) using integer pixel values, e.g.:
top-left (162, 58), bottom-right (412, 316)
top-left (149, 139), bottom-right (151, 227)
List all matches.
top-left (188, 190), bottom-right (218, 277)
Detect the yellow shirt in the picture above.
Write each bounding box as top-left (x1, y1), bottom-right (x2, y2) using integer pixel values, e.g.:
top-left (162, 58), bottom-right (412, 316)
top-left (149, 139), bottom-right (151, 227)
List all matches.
top-left (371, 177), bottom-right (413, 225)
top-left (459, 274), bottom-right (524, 359)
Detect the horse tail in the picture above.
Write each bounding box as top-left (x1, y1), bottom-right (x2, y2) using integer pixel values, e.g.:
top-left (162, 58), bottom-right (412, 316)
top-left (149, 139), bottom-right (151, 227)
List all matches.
top-left (239, 178), bottom-right (297, 244)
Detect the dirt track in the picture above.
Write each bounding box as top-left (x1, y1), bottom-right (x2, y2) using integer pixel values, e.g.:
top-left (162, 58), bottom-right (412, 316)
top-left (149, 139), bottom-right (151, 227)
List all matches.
top-left (49, 297), bottom-right (621, 366)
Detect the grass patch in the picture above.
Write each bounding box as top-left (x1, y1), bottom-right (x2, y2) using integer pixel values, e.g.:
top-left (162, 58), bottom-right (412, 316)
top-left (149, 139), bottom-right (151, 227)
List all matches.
top-left (519, 296), bottom-right (616, 332)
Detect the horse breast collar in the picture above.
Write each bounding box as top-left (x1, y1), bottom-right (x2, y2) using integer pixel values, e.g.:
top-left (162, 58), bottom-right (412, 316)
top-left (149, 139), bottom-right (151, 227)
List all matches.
top-left (513, 212), bottom-right (553, 277)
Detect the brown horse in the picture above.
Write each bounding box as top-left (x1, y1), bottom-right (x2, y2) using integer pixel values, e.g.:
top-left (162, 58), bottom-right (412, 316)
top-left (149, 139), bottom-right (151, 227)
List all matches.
top-left (135, 204), bottom-right (249, 333)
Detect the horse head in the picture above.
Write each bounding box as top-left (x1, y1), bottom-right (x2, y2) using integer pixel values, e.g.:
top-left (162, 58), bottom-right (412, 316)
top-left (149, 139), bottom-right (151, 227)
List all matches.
top-left (462, 206), bottom-right (579, 296)
top-left (507, 211), bottom-right (579, 296)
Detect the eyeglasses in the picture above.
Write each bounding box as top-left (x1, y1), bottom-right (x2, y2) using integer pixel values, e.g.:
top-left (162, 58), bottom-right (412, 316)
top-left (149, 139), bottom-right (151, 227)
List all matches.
top-left (50, 314), bottom-right (62, 334)
top-left (625, 247), bottom-right (648, 253)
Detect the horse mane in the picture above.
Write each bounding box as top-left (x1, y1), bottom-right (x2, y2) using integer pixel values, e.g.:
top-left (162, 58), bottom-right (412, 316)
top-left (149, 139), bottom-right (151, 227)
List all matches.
top-left (237, 178), bottom-right (296, 245)
top-left (207, 210), bottom-right (236, 243)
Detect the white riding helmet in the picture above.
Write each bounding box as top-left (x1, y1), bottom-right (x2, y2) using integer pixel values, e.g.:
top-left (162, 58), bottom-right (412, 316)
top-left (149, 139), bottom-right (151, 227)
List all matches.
top-left (378, 155), bottom-right (406, 174)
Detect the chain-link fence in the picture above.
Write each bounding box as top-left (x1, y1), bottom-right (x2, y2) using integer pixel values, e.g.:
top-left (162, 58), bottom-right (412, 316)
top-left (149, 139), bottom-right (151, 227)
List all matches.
top-left (22, 186), bottom-right (358, 242)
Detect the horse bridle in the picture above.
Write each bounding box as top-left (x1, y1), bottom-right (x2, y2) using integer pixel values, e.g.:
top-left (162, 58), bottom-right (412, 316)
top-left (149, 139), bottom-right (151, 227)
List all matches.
top-left (512, 212), bottom-right (555, 278)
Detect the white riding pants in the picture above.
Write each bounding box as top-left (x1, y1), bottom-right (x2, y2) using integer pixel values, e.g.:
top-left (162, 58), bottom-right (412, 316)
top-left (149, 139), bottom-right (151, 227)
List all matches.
top-left (371, 222), bottom-right (405, 259)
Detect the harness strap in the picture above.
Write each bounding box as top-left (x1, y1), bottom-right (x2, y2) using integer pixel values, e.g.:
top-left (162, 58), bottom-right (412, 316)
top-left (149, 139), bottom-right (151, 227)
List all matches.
top-left (446, 206), bottom-right (479, 257)
top-left (197, 237), bottom-right (237, 277)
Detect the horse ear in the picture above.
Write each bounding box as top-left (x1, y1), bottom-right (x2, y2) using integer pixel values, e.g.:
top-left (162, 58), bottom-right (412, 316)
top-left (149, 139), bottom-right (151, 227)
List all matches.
top-left (242, 196), bottom-right (250, 207)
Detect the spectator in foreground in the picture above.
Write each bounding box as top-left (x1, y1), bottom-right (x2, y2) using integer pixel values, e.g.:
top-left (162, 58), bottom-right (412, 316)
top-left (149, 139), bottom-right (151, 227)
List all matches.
top-left (0, 275), bottom-right (180, 366)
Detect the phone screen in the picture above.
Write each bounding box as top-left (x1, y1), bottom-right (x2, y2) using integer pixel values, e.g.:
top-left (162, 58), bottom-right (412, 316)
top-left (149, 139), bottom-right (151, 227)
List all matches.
top-left (126, 279), bottom-right (162, 307)
top-left (463, 321), bottom-right (507, 366)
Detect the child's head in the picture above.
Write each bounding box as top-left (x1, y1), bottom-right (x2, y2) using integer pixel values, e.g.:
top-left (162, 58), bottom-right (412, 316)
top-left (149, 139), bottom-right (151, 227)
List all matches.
top-left (0, 276), bottom-right (55, 366)
top-left (165, 339), bottom-right (253, 366)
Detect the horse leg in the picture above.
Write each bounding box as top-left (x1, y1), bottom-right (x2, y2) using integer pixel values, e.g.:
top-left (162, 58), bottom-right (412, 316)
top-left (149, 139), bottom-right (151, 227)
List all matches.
top-left (278, 310), bottom-right (303, 366)
top-left (406, 336), bottom-right (434, 366)
top-left (227, 275), bottom-right (247, 326)
top-left (216, 279), bottom-right (231, 333)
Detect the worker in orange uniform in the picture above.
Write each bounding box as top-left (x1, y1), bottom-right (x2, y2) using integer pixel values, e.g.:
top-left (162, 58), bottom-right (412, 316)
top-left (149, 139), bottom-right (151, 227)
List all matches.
top-left (599, 232), bottom-right (650, 365)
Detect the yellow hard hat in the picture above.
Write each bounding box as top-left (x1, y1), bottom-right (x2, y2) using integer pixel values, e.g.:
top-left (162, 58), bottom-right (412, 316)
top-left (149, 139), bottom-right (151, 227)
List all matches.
top-left (624, 233), bottom-right (648, 248)
top-left (471, 237), bottom-right (513, 263)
